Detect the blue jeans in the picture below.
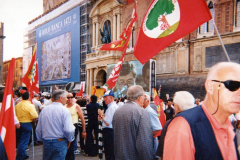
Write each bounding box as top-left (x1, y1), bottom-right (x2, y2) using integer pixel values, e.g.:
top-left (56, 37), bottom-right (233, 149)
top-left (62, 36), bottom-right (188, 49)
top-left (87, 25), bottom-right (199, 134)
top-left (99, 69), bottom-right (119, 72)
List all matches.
top-left (43, 138), bottom-right (67, 160)
top-left (16, 122), bottom-right (32, 160)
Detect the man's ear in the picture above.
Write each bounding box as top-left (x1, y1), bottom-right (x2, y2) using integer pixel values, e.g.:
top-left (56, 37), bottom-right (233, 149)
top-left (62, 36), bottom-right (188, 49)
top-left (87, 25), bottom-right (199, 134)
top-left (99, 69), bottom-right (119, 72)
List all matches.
top-left (205, 80), bottom-right (214, 95)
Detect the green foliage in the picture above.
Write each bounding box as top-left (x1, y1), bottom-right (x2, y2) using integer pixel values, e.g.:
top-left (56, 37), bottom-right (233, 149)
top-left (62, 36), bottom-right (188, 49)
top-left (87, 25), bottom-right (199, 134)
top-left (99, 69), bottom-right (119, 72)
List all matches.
top-left (146, 0), bottom-right (175, 30)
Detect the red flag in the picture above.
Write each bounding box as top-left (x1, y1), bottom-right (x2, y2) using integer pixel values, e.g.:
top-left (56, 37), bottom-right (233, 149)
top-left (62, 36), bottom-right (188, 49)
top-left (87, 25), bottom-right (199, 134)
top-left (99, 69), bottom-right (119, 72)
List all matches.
top-left (21, 42), bottom-right (39, 95)
top-left (102, 49), bottom-right (126, 91)
top-left (127, 0), bottom-right (134, 4)
top-left (93, 86), bottom-right (97, 95)
top-left (100, 2), bottom-right (138, 51)
top-left (134, 0), bottom-right (212, 64)
top-left (153, 88), bottom-right (166, 137)
top-left (76, 83), bottom-right (83, 97)
top-left (0, 58), bottom-right (16, 160)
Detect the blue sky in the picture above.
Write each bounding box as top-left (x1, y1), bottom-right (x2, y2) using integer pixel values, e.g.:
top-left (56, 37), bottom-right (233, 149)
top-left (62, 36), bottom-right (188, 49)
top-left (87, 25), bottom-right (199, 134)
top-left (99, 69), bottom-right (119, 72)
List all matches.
top-left (0, 0), bottom-right (43, 61)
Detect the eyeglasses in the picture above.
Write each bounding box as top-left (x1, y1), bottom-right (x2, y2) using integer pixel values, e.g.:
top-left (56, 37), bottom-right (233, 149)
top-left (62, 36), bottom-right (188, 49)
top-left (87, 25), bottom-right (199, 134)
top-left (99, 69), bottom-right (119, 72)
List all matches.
top-left (67, 97), bottom-right (74, 99)
top-left (212, 80), bottom-right (240, 92)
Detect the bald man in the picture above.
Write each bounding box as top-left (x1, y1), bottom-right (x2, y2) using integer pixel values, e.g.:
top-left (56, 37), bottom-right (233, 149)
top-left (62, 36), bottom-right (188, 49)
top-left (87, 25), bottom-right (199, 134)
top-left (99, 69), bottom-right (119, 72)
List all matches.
top-left (163, 62), bottom-right (240, 160)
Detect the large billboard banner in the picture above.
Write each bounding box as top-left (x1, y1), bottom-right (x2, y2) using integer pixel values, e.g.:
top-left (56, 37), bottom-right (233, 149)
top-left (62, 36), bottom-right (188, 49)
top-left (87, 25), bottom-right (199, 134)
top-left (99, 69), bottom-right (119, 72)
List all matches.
top-left (107, 60), bottom-right (150, 98)
top-left (36, 7), bottom-right (80, 85)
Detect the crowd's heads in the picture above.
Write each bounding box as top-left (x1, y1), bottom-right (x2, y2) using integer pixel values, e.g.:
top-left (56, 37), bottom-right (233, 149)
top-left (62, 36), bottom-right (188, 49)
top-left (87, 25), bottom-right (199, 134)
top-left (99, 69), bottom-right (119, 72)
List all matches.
top-left (173, 91), bottom-right (195, 113)
top-left (52, 90), bottom-right (68, 101)
top-left (21, 92), bottom-right (30, 100)
top-left (204, 62), bottom-right (240, 115)
top-left (14, 90), bottom-right (21, 98)
top-left (90, 95), bottom-right (98, 103)
top-left (127, 85), bottom-right (145, 107)
top-left (34, 94), bottom-right (39, 97)
top-left (76, 97), bottom-right (87, 107)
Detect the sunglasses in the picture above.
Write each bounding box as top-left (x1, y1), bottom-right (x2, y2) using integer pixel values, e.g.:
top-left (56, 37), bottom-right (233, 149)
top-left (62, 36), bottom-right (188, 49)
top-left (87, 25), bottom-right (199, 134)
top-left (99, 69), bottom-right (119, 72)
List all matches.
top-left (212, 80), bottom-right (240, 91)
top-left (67, 97), bottom-right (74, 99)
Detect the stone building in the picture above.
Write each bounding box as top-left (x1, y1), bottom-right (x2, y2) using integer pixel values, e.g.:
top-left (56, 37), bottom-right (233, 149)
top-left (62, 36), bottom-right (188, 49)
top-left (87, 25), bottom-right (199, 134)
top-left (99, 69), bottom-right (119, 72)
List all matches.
top-left (0, 22), bottom-right (5, 85)
top-left (3, 57), bottom-right (23, 89)
top-left (24, 0), bottom-right (92, 92)
top-left (86, 0), bottom-right (240, 101)
top-left (26, 0), bottom-right (240, 99)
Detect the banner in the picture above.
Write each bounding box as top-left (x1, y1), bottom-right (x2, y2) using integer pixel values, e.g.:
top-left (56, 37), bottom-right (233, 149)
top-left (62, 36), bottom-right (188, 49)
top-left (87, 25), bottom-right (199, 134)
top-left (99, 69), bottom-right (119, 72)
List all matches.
top-left (134, 0), bottom-right (212, 64)
top-left (0, 58), bottom-right (16, 160)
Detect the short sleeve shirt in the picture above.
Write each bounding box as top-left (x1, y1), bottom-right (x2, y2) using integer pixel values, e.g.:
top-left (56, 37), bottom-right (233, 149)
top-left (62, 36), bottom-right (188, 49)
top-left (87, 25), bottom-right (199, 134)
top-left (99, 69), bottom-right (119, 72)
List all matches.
top-left (145, 105), bottom-right (162, 131)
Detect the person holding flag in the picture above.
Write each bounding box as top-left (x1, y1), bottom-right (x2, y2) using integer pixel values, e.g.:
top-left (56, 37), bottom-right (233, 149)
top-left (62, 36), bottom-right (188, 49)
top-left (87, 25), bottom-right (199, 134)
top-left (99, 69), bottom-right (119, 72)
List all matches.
top-left (15, 91), bottom-right (38, 160)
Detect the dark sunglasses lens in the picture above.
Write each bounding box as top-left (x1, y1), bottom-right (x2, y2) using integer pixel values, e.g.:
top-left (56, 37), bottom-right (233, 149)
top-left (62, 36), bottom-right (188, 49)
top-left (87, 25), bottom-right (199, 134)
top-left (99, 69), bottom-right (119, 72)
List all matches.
top-left (224, 80), bottom-right (240, 91)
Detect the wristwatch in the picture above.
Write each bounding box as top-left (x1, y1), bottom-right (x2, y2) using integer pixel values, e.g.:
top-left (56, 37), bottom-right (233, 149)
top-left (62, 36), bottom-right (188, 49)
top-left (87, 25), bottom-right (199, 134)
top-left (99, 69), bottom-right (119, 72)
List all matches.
top-left (82, 131), bottom-right (86, 133)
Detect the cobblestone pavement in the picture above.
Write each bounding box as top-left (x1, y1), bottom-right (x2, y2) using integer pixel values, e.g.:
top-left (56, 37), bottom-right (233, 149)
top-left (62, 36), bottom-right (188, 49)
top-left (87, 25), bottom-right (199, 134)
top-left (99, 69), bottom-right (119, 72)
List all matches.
top-left (24, 144), bottom-right (100, 160)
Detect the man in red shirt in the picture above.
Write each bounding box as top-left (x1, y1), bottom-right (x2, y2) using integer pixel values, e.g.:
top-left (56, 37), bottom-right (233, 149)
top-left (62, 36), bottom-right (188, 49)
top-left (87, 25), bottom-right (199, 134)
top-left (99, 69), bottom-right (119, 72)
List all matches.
top-left (163, 62), bottom-right (240, 160)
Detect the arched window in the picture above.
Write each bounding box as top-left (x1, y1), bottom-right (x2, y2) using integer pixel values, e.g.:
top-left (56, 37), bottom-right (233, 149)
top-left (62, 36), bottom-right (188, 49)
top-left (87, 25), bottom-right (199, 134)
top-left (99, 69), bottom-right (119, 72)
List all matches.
top-left (199, 1), bottom-right (214, 34)
top-left (100, 20), bottom-right (111, 44)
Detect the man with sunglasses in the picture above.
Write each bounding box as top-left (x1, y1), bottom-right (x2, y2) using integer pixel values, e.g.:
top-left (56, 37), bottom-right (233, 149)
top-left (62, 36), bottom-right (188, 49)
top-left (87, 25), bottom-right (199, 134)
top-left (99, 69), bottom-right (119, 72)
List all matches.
top-left (163, 62), bottom-right (240, 160)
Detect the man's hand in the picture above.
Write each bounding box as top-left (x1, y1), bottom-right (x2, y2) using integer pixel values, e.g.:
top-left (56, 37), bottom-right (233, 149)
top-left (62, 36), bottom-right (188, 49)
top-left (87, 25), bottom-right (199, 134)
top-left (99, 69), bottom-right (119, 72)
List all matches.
top-left (82, 131), bottom-right (86, 138)
top-left (15, 123), bottom-right (20, 129)
top-left (67, 141), bottom-right (71, 149)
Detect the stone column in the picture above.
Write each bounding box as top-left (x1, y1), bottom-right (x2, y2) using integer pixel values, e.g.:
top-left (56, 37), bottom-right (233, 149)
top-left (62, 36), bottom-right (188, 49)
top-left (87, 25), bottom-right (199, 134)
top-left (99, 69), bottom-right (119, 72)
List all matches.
top-left (96, 22), bottom-right (99, 46)
top-left (86, 69), bottom-right (90, 95)
top-left (117, 14), bottom-right (121, 39)
top-left (113, 14), bottom-right (117, 41)
top-left (89, 68), bottom-right (94, 95)
top-left (92, 23), bottom-right (96, 47)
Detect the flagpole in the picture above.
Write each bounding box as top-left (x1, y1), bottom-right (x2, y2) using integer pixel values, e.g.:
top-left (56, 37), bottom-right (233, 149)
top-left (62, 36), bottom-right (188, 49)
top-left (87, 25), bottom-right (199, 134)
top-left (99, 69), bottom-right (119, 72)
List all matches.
top-left (213, 21), bottom-right (231, 62)
top-left (32, 128), bottom-right (34, 160)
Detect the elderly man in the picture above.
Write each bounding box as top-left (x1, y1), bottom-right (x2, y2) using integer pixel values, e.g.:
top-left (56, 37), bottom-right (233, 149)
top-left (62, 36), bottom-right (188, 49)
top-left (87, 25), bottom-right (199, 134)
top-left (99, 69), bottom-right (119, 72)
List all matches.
top-left (15, 92), bottom-right (38, 160)
top-left (143, 94), bottom-right (162, 157)
top-left (163, 62), bottom-right (240, 160)
top-left (99, 90), bottom-right (118, 160)
top-left (112, 85), bottom-right (155, 160)
top-left (36, 90), bottom-right (75, 160)
top-left (157, 91), bottom-right (196, 158)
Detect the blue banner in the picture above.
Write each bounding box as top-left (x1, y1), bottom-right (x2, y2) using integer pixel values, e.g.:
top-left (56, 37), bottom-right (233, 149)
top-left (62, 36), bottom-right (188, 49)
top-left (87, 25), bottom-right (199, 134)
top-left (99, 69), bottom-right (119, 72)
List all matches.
top-left (36, 6), bottom-right (80, 85)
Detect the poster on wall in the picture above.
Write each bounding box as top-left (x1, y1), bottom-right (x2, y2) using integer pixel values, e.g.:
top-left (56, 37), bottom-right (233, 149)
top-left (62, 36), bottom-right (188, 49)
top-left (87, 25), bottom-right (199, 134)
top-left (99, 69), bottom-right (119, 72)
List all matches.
top-left (107, 60), bottom-right (150, 98)
top-left (36, 6), bottom-right (80, 85)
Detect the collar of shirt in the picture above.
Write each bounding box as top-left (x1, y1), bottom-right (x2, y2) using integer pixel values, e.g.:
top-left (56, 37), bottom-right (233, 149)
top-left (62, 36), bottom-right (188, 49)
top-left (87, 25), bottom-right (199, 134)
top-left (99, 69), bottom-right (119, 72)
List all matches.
top-left (107, 101), bottom-right (117, 108)
top-left (201, 103), bottom-right (233, 131)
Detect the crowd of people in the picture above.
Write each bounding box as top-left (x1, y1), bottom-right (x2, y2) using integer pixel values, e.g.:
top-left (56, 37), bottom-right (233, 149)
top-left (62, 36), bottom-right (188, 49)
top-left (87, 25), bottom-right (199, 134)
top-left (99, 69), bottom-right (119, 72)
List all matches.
top-left (5, 61), bottom-right (240, 160)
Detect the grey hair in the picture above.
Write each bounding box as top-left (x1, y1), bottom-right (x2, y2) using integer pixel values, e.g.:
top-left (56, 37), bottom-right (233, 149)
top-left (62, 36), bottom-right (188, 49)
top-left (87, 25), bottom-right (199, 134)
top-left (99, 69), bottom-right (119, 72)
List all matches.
top-left (127, 85), bottom-right (144, 101)
top-left (52, 90), bottom-right (68, 101)
top-left (145, 94), bottom-right (150, 101)
top-left (173, 91), bottom-right (196, 112)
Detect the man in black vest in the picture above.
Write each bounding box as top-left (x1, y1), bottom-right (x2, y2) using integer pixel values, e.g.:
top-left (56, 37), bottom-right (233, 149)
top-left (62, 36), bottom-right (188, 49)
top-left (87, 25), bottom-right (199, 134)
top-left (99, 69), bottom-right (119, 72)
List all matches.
top-left (163, 62), bottom-right (240, 160)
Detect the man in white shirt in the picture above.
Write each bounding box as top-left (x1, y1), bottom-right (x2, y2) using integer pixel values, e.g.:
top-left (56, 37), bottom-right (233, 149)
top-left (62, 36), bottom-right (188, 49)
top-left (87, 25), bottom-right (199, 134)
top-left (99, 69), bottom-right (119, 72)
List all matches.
top-left (99, 90), bottom-right (118, 160)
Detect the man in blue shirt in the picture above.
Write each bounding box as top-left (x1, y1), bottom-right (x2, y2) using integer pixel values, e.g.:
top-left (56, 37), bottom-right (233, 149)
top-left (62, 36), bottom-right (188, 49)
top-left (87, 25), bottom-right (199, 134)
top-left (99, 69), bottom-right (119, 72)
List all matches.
top-left (36, 90), bottom-right (75, 160)
top-left (99, 90), bottom-right (118, 160)
top-left (143, 94), bottom-right (162, 157)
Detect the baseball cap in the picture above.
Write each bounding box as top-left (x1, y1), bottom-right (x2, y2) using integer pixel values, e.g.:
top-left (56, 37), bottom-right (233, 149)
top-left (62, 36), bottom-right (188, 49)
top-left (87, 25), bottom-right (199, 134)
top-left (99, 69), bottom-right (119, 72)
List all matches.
top-left (103, 90), bottom-right (114, 97)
